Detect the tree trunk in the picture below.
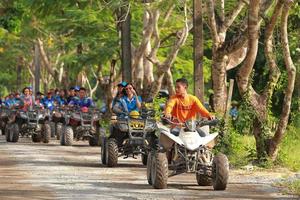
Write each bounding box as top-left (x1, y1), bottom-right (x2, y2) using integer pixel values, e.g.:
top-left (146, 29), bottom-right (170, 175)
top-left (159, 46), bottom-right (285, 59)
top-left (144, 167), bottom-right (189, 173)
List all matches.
top-left (267, 1), bottom-right (296, 160)
top-left (34, 43), bottom-right (41, 94)
top-left (253, 117), bottom-right (267, 160)
top-left (193, 0), bottom-right (204, 102)
top-left (212, 55), bottom-right (227, 113)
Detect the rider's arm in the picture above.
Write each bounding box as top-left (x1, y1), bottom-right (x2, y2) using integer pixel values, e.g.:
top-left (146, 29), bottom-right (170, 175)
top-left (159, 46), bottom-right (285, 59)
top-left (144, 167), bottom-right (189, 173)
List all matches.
top-left (193, 96), bottom-right (213, 119)
top-left (164, 96), bottom-right (177, 118)
top-left (112, 100), bottom-right (126, 115)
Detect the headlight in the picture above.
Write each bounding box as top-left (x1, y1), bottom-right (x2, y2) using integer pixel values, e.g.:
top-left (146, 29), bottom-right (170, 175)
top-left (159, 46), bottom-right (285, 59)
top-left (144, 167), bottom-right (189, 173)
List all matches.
top-left (20, 113), bottom-right (27, 119)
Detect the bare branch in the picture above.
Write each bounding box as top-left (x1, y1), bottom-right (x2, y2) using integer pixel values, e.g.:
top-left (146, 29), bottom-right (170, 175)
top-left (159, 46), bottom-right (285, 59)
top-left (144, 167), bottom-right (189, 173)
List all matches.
top-left (220, 0), bottom-right (246, 33)
top-left (271, 1), bottom-right (296, 156)
top-left (206, 0), bottom-right (220, 44)
top-left (263, 1), bottom-right (284, 99)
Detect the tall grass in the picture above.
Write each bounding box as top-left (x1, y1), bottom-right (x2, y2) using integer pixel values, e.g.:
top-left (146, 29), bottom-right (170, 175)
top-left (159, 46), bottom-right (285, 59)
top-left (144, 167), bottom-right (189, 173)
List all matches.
top-left (277, 125), bottom-right (300, 171)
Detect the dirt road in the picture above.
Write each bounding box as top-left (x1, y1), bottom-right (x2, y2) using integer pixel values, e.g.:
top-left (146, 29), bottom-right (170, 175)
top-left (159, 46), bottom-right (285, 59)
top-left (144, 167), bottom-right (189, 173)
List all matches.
top-left (0, 136), bottom-right (297, 200)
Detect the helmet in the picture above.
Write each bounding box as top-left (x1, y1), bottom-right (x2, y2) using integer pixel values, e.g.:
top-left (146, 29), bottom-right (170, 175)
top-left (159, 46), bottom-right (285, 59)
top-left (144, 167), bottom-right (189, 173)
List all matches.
top-left (129, 110), bottom-right (140, 119)
top-left (81, 106), bottom-right (89, 113)
top-left (117, 81), bottom-right (128, 87)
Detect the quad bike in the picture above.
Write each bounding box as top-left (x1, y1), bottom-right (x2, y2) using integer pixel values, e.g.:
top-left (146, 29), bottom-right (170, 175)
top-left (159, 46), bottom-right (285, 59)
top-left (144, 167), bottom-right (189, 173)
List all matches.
top-left (147, 117), bottom-right (229, 190)
top-left (101, 102), bottom-right (158, 167)
top-left (51, 105), bottom-right (66, 140)
top-left (0, 106), bottom-right (10, 135)
top-left (5, 105), bottom-right (51, 143)
top-left (60, 106), bottom-right (103, 146)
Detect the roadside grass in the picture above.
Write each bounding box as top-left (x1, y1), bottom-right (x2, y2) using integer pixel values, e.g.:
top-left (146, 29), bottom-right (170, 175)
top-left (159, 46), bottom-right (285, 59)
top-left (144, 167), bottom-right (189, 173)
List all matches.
top-left (275, 179), bottom-right (300, 196)
top-left (277, 125), bottom-right (300, 171)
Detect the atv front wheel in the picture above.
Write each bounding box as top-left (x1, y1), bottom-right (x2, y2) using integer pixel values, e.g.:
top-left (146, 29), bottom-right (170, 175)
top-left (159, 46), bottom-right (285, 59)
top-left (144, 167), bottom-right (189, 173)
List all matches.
top-left (196, 173), bottom-right (212, 186)
top-left (151, 152), bottom-right (168, 189)
top-left (100, 137), bottom-right (107, 165)
top-left (106, 138), bottom-right (118, 167)
top-left (212, 153), bottom-right (229, 190)
top-left (56, 123), bottom-right (62, 140)
top-left (147, 151), bottom-right (154, 185)
top-left (42, 123), bottom-right (51, 143)
top-left (10, 123), bottom-right (19, 143)
top-left (64, 126), bottom-right (73, 146)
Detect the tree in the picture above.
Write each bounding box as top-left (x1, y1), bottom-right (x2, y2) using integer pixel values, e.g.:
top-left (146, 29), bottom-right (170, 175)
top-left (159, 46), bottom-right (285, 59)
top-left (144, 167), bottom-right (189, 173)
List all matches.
top-left (236, 0), bottom-right (296, 160)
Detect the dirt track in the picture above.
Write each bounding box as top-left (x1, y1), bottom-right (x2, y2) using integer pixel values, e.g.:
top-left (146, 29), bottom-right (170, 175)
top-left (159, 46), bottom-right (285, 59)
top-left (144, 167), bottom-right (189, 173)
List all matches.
top-left (0, 135), bottom-right (297, 200)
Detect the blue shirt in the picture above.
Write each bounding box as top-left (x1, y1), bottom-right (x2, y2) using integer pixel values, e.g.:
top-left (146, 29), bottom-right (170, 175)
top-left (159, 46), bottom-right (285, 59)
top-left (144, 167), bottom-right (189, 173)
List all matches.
top-left (120, 96), bottom-right (142, 113)
top-left (41, 97), bottom-right (55, 111)
top-left (5, 98), bottom-right (16, 107)
top-left (55, 96), bottom-right (67, 106)
top-left (69, 97), bottom-right (94, 108)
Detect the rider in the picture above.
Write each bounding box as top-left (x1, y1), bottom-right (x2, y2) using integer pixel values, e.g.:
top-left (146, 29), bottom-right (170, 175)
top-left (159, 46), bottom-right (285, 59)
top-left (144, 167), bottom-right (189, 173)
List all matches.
top-left (112, 83), bottom-right (142, 117)
top-left (4, 93), bottom-right (16, 108)
top-left (41, 91), bottom-right (55, 111)
top-left (55, 89), bottom-right (67, 106)
top-left (111, 81), bottom-right (127, 108)
top-left (68, 87), bottom-right (94, 108)
top-left (67, 87), bottom-right (76, 104)
top-left (21, 87), bottom-right (35, 111)
top-left (164, 78), bottom-right (214, 131)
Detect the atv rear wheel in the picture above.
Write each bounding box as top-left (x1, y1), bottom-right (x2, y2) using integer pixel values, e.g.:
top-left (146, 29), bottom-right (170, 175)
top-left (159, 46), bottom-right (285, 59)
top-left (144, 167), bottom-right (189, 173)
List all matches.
top-left (212, 153), bottom-right (229, 190)
top-left (89, 135), bottom-right (99, 146)
top-left (32, 134), bottom-right (42, 143)
top-left (100, 137), bottom-right (107, 165)
top-left (147, 151), bottom-right (154, 185)
top-left (142, 153), bottom-right (148, 165)
top-left (64, 126), bottom-right (73, 146)
top-left (10, 123), bottom-right (19, 143)
top-left (151, 152), bottom-right (168, 189)
top-left (106, 138), bottom-right (118, 167)
top-left (5, 124), bottom-right (11, 142)
top-left (60, 126), bottom-right (66, 145)
top-left (50, 122), bottom-right (55, 138)
top-left (196, 173), bottom-right (212, 186)
top-left (56, 123), bottom-right (62, 140)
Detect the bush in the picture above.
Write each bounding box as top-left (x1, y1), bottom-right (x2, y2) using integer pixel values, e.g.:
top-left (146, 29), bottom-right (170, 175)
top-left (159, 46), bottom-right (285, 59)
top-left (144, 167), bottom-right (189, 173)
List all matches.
top-left (277, 125), bottom-right (300, 171)
top-left (214, 122), bottom-right (256, 168)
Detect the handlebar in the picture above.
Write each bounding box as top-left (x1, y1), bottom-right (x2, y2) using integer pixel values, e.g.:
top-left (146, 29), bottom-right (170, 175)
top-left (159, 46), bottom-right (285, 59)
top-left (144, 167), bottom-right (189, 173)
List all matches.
top-left (161, 116), bottom-right (219, 127)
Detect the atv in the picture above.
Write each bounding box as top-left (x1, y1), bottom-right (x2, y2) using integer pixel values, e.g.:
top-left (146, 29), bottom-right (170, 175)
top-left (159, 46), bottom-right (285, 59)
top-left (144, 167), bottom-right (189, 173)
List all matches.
top-left (147, 117), bottom-right (229, 190)
top-left (5, 105), bottom-right (51, 143)
top-left (0, 106), bottom-right (10, 135)
top-left (60, 106), bottom-right (103, 146)
top-left (101, 102), bottom-right (158, 167)
top-left (51, 105), bottom-right (66, 140)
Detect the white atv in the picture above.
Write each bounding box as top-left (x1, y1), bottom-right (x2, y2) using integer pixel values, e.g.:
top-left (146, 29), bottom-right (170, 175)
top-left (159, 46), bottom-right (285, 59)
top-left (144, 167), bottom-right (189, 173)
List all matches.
top-left (147, 117), bottom-right (229, 190)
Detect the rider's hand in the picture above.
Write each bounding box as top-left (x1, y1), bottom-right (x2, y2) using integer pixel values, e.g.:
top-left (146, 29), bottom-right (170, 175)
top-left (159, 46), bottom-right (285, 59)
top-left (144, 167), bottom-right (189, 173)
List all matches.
top-left (164, 113), bottom-right (172, 119)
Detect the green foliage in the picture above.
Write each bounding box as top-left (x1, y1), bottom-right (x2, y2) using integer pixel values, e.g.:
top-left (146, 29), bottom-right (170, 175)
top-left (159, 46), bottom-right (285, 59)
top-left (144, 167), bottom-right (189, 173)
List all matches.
top-left (214, 121), bottom-right (256, 167)
top-left (277, 125), bottom-right (300, 171)
top-left (276, 179), bottom-right (300, 196)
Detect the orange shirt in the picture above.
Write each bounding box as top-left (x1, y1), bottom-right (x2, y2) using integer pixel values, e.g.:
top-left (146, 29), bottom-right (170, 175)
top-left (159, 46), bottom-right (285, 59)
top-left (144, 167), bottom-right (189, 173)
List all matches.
top-left (165, 94), bottom-right (211, 122)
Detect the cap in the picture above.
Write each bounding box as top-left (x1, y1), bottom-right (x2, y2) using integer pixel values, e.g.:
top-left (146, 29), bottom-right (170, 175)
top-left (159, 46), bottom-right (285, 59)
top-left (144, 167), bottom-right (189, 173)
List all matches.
top-left (74, 86), bottom-right (80, 91)
top-left (117, 81), bottom-right (128, 87)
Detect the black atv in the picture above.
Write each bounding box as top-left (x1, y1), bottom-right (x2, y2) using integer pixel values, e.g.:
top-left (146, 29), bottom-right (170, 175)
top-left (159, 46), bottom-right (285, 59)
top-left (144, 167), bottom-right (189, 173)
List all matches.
top-left (6, 105), bottom-right (51, 143)
top-left (101, 101), bottom-right (158, 167)
top-left (60, 106), bottom-right (103, 146)
top-left (0, 106), bottom-right (10, 135)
